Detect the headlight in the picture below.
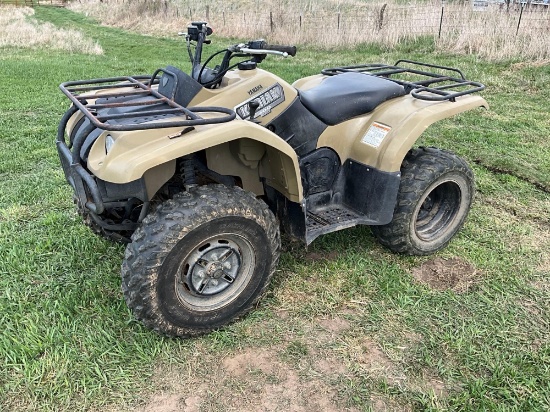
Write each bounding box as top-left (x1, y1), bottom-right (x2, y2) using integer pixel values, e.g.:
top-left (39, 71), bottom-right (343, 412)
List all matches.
top-left (105, 134), bottom-right (115, 153)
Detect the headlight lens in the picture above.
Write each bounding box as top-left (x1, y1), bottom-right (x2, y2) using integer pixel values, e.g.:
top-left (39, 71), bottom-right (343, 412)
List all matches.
top-left (105, 134), bottom-right (115, 153)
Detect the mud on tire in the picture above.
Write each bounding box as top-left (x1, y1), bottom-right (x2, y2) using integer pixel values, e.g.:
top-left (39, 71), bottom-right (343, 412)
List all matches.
top-left (121, 184), bottom-right (280, 337)
top-left (371, 147), bottom-right (474, 256)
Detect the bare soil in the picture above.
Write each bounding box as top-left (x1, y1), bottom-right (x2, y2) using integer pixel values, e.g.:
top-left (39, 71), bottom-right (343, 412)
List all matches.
top-left (134, 310), bottom-right (453, 412)
top-left (137, 315), bottom-right (403, 412)
top-left (412, 257), bottom-right (480, 293)
top-left (305, 250), bottom-right (340, 262)
top-left (138, 345), bottom-right (354, 412)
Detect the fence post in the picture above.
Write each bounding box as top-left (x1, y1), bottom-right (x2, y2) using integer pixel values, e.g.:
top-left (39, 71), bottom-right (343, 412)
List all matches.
top-left (299, 13), bottom-right (302, 30)
top-left (270, 11), bottom-right (274, 32)
top-left (438, 2), bottom-right (445, 38)
top-left (206, 5), bottom-right (210, 22)
top-left (516, 3), bottom-right (525, 36)
top-left (223, 11), bottom-right (225, 27)
top-left (378, 3), bottom-right (387, 31)
top-left (337, 12), bottom-right (341, 31)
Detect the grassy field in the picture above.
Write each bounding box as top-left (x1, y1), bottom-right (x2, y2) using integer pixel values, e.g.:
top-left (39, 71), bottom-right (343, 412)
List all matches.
top-left (0, 6), bottom-right (549, 412)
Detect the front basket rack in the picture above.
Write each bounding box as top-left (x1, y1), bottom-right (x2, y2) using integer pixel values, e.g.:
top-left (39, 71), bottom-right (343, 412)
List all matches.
top-left (59, 68), bottom-right (235, 132)
top-left (322, 60), bottom-right (485, 102)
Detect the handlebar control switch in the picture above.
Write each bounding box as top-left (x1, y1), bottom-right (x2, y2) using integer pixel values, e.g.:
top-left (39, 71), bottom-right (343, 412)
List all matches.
top-left (248, 39), bottom-right (267, 50)
top-left (188, 22), bottom-right (213, 41)
top-left (187, 25), bottom-right (199, 41)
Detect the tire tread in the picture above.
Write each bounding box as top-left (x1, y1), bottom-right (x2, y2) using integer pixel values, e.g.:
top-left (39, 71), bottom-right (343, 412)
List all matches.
top-left (371, 147), bottom-right (474, 255)
top-left (121, 185), bottom-right (280, 338)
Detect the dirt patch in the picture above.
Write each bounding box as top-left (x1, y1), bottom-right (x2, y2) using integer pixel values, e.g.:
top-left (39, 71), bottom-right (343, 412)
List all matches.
top-left (358, 339), bottom-right (393, 370)
top-left (318, 316), bottom-right (351, 334)
top-left (305, 250), bottom-right (340, 261)
top-left (138, 394), bottom-right (182, 412)
top-left (412, 257), bottom-right (479, 293)
top-left (357, 339), bottom-right (406, 385)
top-left (138, 345), bottom-right (353, 412)
top-left (222, 348), bottom-right (277, 376)
top-left (219, 347), bottom-right (344, 412)
top-left (419, 375), bottom-right (448, 398)
top-left (315, 356), bottom-right (348, 375)
top-left (369, 395), bottom-right (411, 412)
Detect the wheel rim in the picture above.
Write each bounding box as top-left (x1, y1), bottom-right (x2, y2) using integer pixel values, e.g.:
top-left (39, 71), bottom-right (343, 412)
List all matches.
top-left (414, 179), bottom-right (462, 242)
top-left (175, 233), bottom-right (256, 312)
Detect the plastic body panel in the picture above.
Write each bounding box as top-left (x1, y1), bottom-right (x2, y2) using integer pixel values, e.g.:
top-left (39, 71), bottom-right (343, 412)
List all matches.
top-left (295, 74), bottom-right (488, 173)
top-left (86, 120), bottom-right (303, 202)
top-left (317, 94), bottom-right (488, 173)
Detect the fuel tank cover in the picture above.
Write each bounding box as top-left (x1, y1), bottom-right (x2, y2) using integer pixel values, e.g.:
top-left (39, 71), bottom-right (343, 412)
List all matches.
top-left (238, 61), bottom-right (257, 71)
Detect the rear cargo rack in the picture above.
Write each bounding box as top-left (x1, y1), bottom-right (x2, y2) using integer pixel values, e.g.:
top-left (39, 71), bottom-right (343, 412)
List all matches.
top-left (321, 60), bottom-right (485, 102)
top-left (59, 68), bottom-right (235, 132)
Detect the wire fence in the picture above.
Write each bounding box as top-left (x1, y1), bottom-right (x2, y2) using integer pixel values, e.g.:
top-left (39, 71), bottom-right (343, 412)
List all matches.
top-left (202, 4), bottom-right (550, 38)
top-left (0, 0), bottom-right (68, 6)
top-left (66, 0), bottom-right (550, 60)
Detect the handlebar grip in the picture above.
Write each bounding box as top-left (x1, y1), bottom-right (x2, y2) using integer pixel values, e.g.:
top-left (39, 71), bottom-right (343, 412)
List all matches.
top-left (263, 44), bottom-right (297, 57)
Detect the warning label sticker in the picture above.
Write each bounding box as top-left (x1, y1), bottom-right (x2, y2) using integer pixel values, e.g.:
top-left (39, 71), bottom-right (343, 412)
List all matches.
top-left (361, 122), bottom-right (392, 147)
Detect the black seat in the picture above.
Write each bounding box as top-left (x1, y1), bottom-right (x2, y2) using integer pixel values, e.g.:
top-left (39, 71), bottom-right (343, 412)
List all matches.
top-left (299, 72), bottom-right (406, 126)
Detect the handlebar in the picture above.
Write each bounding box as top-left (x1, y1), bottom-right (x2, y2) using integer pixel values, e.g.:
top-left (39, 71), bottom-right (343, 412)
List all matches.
top-left (183, 23), bottom-right (297, 88)
top-left (262, 44), bottom-right (297, 57)
top-left (244, 40), bottom-right (297, 57)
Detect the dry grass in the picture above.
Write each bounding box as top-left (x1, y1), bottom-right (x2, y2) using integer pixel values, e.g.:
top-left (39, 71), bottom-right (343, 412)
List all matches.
top-left (0, 6), bottom-right (103, 54)
top-left (68, 0), bottom-right (550, 61)
top-left (436, 4), bottom-right (550, 61)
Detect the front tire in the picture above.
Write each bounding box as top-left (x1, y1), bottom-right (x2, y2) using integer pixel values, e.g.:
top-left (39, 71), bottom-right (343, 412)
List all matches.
top-left (122, 185), bottom-right (280, 337)
top-left (371, 147), bottom-right (474, 256)
top-left (73, 195), bottom-right (133, 244)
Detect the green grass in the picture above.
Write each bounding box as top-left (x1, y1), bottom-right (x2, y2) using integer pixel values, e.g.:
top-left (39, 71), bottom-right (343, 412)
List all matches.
top-left (1, 6), bottom-right (549, 411)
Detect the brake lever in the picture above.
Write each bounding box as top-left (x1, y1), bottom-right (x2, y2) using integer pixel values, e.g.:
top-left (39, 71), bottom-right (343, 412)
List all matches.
top-left (239, 48), bottom-right (289, 58)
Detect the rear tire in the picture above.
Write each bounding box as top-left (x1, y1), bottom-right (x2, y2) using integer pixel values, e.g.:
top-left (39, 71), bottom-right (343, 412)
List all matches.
top-left (121, 185), bottom-right (280, 337)
top-left (371, 147), bottom-right (474, 256)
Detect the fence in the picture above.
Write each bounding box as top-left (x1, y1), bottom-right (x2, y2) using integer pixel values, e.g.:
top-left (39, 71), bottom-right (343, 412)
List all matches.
top-left (66, 0), bottom-right (550, 60)
top-left (0, 0), bottom-right (67, 6)
top-left (202, 4), bottom-right (550, 38)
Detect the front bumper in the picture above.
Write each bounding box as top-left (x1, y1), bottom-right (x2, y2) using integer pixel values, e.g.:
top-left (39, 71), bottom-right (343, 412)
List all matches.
top-left (57, 106), bottom-right (106, 215)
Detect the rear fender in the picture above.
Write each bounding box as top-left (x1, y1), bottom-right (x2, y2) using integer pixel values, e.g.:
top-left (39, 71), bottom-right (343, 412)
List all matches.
top-left (317, 94), bottom-right (489, 172)
top-left (87, 120), bottom-right (303, 202)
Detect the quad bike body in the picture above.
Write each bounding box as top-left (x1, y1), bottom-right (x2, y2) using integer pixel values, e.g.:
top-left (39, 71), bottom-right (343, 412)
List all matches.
top-left (57, 22), bottom-right (487, 337)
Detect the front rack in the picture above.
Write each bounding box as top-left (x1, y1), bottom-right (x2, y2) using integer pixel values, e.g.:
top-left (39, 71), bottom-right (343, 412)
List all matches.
top-left (59, 68), bottom-right (235, 132)
top-left (322, 60), bottom-right (485, 102)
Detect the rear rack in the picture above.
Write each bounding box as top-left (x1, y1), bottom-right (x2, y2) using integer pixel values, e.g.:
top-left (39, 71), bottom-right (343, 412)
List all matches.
top-left (59, 68), bottom-right (235, 132)
top-left (321, 60), bottom-right (485, 102)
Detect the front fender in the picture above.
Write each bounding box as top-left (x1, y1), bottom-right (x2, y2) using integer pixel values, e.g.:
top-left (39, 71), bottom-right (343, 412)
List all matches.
top-left (87, 119), bottom-right (303, 201)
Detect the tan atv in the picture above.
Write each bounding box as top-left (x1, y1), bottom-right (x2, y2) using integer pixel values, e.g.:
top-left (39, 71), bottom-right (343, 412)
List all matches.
top-left (57, 22), bottom-right (487, 337)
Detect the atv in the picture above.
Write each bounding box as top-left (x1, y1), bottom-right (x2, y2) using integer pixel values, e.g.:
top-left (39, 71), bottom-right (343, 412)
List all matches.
top-left (57, 22), bottom-right (487, 337)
